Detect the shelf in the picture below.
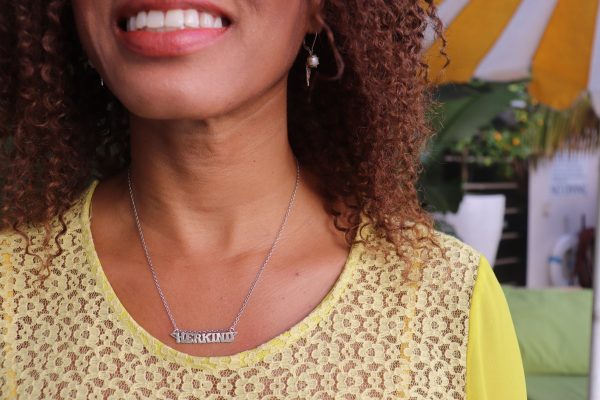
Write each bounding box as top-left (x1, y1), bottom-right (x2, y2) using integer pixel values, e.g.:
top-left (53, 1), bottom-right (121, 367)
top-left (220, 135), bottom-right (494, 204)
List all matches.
top-left (505, 207), bottom-right (521, 215)
top-left (443, 154), bottom-right (528, 285)
top-left (501, 232), bottom-right (521, 240)
top-left (464, 182), bottom-right (520, 191)
top-left (494, 257), bottom-right (521, 267)
top-left (443, 155), bottom-right (517, 164)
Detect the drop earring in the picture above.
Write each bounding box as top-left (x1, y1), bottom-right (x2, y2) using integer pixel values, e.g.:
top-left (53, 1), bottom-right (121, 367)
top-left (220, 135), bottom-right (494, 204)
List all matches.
top-left (303, 33), bottom-right (319, 87)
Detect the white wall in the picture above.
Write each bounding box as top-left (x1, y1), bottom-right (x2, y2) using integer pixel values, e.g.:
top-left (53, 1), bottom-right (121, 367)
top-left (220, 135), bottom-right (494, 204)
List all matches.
top-left (527, 150), bottom-right (600, 287)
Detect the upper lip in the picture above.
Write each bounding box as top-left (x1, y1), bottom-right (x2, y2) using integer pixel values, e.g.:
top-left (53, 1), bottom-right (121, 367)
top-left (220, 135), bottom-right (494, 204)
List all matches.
top-left (115, 0), bottom-right (233, 23)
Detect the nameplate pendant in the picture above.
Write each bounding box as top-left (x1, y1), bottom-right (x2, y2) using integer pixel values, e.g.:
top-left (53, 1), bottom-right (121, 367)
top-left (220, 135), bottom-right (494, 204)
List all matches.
top-left (170, 329), bottom-right (237, 344)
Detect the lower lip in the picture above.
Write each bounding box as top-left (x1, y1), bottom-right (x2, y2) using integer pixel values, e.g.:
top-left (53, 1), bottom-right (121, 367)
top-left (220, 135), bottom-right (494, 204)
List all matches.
top-left (116, 27), bottom-right (229, 57)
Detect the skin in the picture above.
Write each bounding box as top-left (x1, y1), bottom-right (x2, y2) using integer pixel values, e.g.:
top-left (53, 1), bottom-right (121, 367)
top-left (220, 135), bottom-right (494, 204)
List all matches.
top-left (71, 0), bottom-right (351, 357)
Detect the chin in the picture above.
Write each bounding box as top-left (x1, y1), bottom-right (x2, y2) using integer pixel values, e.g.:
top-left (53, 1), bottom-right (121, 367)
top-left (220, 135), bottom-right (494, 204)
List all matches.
top-left (117, 85), bottom-right (234, 121)
top-left (128, 102), bottom-right (230, 121)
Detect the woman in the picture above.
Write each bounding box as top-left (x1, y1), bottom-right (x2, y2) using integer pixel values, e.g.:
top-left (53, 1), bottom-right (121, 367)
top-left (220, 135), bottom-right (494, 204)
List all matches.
top-left (0, 0), bottom-right (526, 398)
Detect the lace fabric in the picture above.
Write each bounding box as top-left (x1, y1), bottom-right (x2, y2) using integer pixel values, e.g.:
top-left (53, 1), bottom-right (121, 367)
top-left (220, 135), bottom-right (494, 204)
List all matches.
top-left (0, 182), bottom-right (479, 399)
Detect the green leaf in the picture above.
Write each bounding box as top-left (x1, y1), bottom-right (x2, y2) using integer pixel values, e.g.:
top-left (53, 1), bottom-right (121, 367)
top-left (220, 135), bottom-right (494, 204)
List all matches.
top-left (420, 82), bottom-right (520, 213)
top-left (425, 82), bottom-right (519, 164)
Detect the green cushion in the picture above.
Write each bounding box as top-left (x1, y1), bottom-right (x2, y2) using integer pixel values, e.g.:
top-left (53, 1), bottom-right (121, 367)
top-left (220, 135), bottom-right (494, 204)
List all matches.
top-left (502, 286), bottom-right (592, 375)
top-left (526, 375), bottom-right (588, 400)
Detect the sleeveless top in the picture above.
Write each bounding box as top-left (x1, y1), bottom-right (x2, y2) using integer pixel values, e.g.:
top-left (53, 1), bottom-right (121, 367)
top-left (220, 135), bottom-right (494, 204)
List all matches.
top-left (0, 181), bottom-right (526, 399)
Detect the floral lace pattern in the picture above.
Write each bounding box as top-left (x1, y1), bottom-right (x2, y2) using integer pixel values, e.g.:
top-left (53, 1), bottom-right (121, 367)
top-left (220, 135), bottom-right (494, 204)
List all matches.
top-left (0, 182), bottom-right (479, 399)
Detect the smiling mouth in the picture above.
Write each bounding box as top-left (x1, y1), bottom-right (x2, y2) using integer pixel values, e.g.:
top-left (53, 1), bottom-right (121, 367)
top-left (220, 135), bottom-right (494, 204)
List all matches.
top-left (118, 9), bottom-right (232, 32)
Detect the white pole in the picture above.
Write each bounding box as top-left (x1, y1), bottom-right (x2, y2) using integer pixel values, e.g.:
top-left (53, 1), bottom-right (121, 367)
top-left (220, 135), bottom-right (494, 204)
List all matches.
top-left (586, 6), bottom-right (600, 397)
top-left (589, 166), bottom-right (600, 400)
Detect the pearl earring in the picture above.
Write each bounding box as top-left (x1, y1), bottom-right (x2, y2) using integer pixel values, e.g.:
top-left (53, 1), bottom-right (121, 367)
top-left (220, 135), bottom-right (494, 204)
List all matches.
top-left (303, 33), bottom-right (319, 87)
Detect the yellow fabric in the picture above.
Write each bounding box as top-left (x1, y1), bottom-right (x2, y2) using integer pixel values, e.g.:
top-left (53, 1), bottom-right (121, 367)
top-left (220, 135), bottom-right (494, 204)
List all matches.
top-left (424, 0), bottom-right (522, 83)
top-left (0, 181), bottom-right (525, 399)
top-left (466, 255), bottom-right (527, 399)
top-left (529, 0), bottom-right (599, 110)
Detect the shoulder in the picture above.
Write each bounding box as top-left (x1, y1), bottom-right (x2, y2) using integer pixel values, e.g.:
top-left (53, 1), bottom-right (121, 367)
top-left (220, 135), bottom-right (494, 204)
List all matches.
top-left (354, 225), bottom-right (485, 323)
top-left (412, 230), bottom-right (482, 309)
top-left (431, 229), bottom-right (482, 264)
top-left (407, 229), bottom-right (483, 290)
top-left (357, 224), bottom-right (483, 290)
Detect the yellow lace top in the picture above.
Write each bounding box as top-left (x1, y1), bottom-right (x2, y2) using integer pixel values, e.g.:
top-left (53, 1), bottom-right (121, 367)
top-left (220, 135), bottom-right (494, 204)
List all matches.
top-left (0, 181), bottom-right (526, 399)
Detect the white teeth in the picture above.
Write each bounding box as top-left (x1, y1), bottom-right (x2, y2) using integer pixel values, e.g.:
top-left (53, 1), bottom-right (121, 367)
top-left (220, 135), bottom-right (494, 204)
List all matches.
top-left (198, 12), bottom-right (215, 28)
top-left (165, 9), bottom-right (185, 29)
top-left (127, 16), bottom-right (136, 31)
top-left (146, 10), bottom-right (165, 29)
top-left (184, 9), bottom-right (200, 28)
top-left (126, 9), bottom-right (226, 31)
top-left (135, 11), bottom-right (147, 30)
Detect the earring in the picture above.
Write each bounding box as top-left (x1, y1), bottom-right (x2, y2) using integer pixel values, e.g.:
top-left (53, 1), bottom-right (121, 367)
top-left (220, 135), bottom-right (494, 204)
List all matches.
top-left (302, 33), bottom-right (319, 87)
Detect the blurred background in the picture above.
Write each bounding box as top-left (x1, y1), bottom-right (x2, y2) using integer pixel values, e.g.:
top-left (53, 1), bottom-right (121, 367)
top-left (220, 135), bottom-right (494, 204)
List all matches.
top-left (421, 0), bottom-right (600, 399)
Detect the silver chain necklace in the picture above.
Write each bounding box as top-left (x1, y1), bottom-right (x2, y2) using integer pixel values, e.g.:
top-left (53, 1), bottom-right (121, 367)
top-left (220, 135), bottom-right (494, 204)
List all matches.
top-left (127, 159), bottom-right (300, 345)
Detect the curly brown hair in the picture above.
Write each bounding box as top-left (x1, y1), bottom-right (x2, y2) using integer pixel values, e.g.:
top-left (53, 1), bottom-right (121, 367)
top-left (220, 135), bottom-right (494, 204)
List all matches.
top-left (0, 0), bottom-right (447, 274)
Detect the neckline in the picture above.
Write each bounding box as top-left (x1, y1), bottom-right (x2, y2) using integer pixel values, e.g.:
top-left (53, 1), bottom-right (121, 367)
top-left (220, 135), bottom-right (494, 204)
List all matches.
top-left (79, 180), bottom-right (366, 370)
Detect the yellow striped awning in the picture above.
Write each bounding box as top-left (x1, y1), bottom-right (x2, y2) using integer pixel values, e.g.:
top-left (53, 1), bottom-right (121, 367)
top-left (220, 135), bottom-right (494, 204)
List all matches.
top-left (424, 0), bottom-right (600, 115)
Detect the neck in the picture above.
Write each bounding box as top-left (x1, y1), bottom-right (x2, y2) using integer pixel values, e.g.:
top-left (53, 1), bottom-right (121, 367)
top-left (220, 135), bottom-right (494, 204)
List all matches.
top-left (125, 81), bottom-right (305, 253)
